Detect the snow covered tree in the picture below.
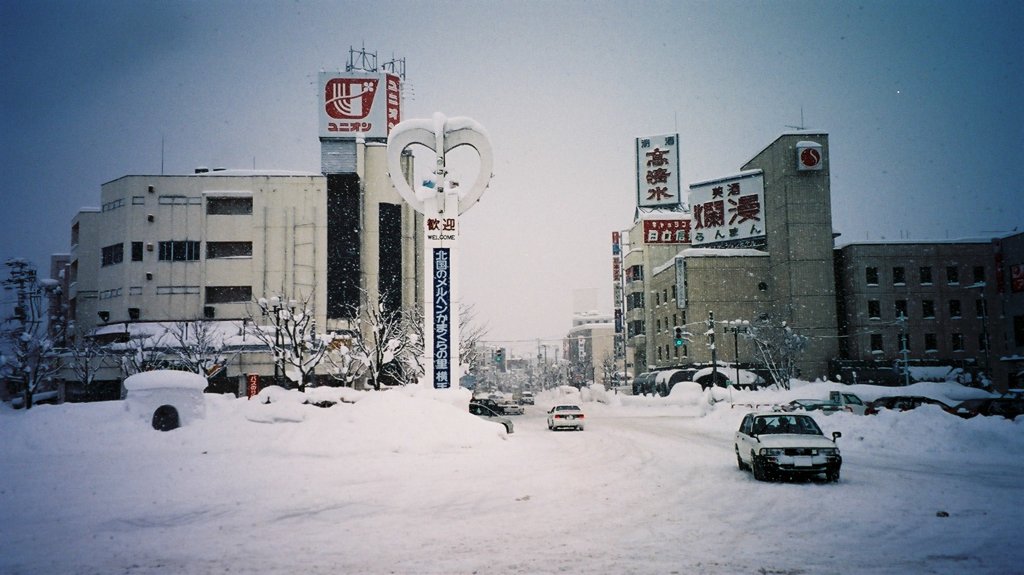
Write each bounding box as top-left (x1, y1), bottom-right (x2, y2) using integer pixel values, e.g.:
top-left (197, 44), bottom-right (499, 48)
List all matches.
top-left (251, 294), bottom-right (326, 392)
top-left (116, 326), bottom-right (170, 377)
top-left (166, 319), bottom-right (238, 379)
top-left (323, 330), bottom-right (368, 388)
top-left (63, 326), bottom-right (118, 391)
top-left (1, 259), bottom-right (63, 408)
top-left (346, 289), bottom-right (417, 390)
top-left (741, 316), bottom-right (808, 390)
top-left (458, 303), bottom-right (489, 375)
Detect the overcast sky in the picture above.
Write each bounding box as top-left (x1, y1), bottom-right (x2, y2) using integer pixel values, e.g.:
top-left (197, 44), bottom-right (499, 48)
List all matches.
top-left (2, 0), bottom-right (1022, 355)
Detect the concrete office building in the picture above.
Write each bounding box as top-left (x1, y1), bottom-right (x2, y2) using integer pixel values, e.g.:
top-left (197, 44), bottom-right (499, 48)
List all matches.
top-left (835, 232), bottom-right (1024, 391)
top-left (618, 134), bottom-right (838, 381)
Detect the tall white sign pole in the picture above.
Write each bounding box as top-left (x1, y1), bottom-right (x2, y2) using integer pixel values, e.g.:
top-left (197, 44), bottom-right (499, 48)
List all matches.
top-left (387, 113), bottom-right (493, 389)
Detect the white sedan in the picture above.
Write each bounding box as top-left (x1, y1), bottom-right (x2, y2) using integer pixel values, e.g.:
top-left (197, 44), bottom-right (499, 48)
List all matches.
top-left (547, 404), bottom-right (585, 431)
top-left (734, 413), bottom-right (842, 482)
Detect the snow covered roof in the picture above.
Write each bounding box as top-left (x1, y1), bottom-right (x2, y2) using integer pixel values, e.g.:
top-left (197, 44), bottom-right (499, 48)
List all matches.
top-left (123, 369), bottom-right (208, 391)
top-left (834, 236), bottom-right (1006, 249)
top-left (689, 169), bottom-right (763, 189)
top-left (679, 247), bottom-right (769, 258)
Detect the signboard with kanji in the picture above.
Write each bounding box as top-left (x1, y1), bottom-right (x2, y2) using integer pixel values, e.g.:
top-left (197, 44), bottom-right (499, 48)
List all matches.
top-left (643, 218), bottom-right (691, 244)
top-left (688, 171), bottom-right (765, 246)
top-left (636, 134), bottom-right (681, 209)
top-left (319, 71), bottom-right (401, 139)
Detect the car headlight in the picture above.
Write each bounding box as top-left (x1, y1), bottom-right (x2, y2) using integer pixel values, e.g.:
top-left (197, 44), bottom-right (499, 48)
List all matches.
top-left (760, 448), bottom-right (784, 456)
top-left (819, 448), bottom-right (839, 456)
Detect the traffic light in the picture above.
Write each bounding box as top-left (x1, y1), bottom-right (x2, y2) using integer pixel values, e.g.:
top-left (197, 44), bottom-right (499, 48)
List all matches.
top-left (494, 348), bottom-right (504, 364)
top-left (673, 326), bottom-right (684, 348)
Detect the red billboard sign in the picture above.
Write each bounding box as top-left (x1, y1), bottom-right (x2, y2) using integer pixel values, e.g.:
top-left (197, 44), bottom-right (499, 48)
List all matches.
top-left (643, 219), bottom-right (691, 244)
top-left (246, 374), bottom-right (260, 399)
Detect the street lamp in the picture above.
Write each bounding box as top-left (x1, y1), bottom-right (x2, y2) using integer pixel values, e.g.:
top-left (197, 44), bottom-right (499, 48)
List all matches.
top-left (967, 282), bottom-right (991, 382)
top-left (724, 323), bottom-right (749, 389)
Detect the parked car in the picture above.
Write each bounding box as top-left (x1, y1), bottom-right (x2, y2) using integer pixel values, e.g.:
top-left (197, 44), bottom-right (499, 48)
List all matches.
top-left (472, 397), bottom-right (522, 416)
top-left (469, 402), bottom-right (514, 434)
top-left (828, 391), bottom-right (868, 415)
top-left (949, 398), bottom-right (1024, 420)
top-left (864, 395), bottom-right (953, 415)
top-left (734, 412), bottom-right (842, 482)
top-left (547, 404), bottom-right (585, 431)
top-left (519, 391), bottom-right (535, 405)
top-left (780, 399), bottom-right (845, 414)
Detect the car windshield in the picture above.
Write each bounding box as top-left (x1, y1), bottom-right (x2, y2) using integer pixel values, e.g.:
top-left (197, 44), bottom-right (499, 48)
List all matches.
top-left (555, 405), bottom-right (580, 411)
top-left (752, 415), bottom-right (822, 435)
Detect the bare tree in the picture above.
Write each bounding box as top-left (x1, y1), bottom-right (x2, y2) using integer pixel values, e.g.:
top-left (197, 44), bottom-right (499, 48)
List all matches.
top-left (347, 289), bottom-right (415, 390)
top-left (166, 319), bottom-right (239, 379)
top-left (459, 303), bottom-right (489, 376)
top-left (116, 326), bottom-right (170, 378)
top-left (1, 259), bottom-right (63, 408)
top-left (742, 317), bottom-right (808, 390)
top-left (63, 326), bottom-right (118, 391)
top-left (251, 294), bottom-right (326, 392)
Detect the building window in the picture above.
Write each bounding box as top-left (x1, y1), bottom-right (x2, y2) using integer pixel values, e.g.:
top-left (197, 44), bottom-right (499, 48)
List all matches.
top-left (951, 333), bottom-right (964, 352)
top-left (205, 286), bottom-right (252, 304)
top-left (948, 299), bottom-right (961, 319)
top-left (101, 243), bottom-right (124, 267)
top-left (892, 266), bottom-right (905, 285)
top-left (206, 196), bottom-right (253, 215)
top-left (654, 291), bottom-right (660, 306)
top-left (656, 318), bottom-right (661, 333)
top-left (101, 198), bottom-right (125, 212)
top-left (865, 267), bottom-right (879, 286)
top-left (972, 266), bottom-right (985, 285)
top-left (867, 300), bottom-right (881, 319)
top-left (156, 285), bottom-right (200, 295)
top-left (922, 300), bottom-right (935, 319)
top-left (976, 299), bottom-right (987, 318)
top-left (657, 347), bottom-right (663, 361)
top-left (159, 195), bottom-right (201, 205)
top-left (870, 334), bottom-right (883, 353)
top-left (978, 333), bottom-right (987, 352)
top-left (946, 265), bottom-right (959, 285)
top-left (627, 265), bottom-right (644, 282)
top-left (158, 240), bottom-right (201, 261)
top-left (894, 299), bottom-right (908, 318)
top-left (626, 292), bottom-right (645, 311)
top-left (132, 196), bottom-right (145, 205)
top-left (1014, 316), bottom-right (1024, 347)
top-left (919, 266), bottom-right (932, 285)
top-left (924, 333), bottom-right (938, 352)
top-left (131, 242), bottom-right (144, 262)
top-left (129, 286), bottom-right (143, 295)
top-left (206, 241), bottom-right (252, 259)
top-left (71, 222), bottom-right (80, 247)
top-left (671, 285), bottom-right (677, 300)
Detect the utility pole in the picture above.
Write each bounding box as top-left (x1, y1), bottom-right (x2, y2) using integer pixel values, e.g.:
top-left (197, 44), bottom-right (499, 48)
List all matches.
top-left (898, 312), bottom-right (910, 386)
top-left (708, 311), bottom-right (717, 386)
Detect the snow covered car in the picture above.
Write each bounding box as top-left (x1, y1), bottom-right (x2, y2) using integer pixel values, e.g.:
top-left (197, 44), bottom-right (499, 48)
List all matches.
top-left (468, 402), bottom-right (514, 434)
top-left (734, 413), bottom-right (842, 482)
top-left (519, 391), bottom-right (535, 405)
top-left (500, 400), bottom-right (525, 415)
top-left (864, 395), bottom-right (953, 415)
top-left (547, 404), bottom-right (585, 431)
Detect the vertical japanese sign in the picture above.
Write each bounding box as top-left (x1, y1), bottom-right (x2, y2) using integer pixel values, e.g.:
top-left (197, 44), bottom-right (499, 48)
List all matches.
top-left (246, 374), bottom-right (260, 399)
top-left (689, 172), bottom-right (765, 246)
top-left (319, 71), bottom-right (400, 139)
top-left (636, 133), bottom-right (681, 209)
top-left (432, 248), bottom-right (452, 388)
top-left (612, 231), bottom-right (623, 335)
top-left (675, 258), bottom-right (687, 309)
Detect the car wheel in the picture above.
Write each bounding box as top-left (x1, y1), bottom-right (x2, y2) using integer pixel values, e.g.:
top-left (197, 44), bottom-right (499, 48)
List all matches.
top-left (752, 455), bottom-right (770, 481)
top-left (735, 449), bottom-right (748, 471)
top-left (826, 467), bottom-right (841, 483)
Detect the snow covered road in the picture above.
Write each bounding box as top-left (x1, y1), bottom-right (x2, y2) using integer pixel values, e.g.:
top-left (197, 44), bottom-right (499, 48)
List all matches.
top-left (2, 385), bottom-right (1022, 574)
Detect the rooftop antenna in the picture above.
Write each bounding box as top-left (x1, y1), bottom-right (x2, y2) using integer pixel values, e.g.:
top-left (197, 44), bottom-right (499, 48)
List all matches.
top-left (347, 42), bottom-right (377, 72)
top-left (785, 106), bottom-right (808, 131)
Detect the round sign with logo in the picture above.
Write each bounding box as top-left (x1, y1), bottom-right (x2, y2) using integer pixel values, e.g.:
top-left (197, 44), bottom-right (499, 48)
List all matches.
top-left (796, 141), bottom-right (824, 171)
